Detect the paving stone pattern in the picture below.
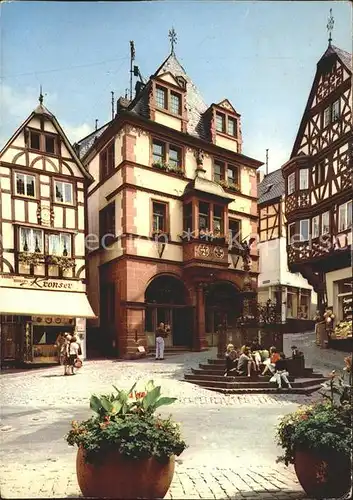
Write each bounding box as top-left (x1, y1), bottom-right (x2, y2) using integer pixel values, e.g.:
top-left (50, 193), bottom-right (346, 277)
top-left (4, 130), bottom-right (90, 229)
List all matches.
top-left (0, 333), bottom-right (346, 499)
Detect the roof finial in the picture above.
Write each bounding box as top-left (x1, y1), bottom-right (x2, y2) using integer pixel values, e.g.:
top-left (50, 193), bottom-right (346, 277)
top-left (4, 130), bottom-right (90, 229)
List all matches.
top-left (168, 27), bottom-right (177, 55)
top-left (39, 85), bottom-right (44, 105)
top-left (327, 8), bottom-right (334, 46)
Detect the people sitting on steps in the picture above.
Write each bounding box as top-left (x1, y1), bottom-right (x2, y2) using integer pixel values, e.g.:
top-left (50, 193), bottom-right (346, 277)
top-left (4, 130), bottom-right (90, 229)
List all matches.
top-left (224, 344), bottom-right (239, 377)
top-left (237, 345), bottom-right (257, 377)
top-left (261, 346), bottom-right (280, 376)
top-left (271, 352), bottom-right (292, 390)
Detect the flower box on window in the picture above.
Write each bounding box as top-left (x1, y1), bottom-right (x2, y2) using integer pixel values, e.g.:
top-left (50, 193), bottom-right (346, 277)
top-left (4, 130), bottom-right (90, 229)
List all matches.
top-left (46, 255), bottom-right (76, 271)
top-left (18, 252), bottom-right (44, 267)
top-left (152, 161), bottom-right (184, 177)
top-left (228, 182), bottom-right (240, 192)
top-left (152, 161), bottom-right (168, 171)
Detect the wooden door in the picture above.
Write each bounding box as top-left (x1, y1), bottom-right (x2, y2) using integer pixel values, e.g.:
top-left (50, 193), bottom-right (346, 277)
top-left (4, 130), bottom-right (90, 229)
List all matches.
top-left (1, 323), bottom-right (17, 360)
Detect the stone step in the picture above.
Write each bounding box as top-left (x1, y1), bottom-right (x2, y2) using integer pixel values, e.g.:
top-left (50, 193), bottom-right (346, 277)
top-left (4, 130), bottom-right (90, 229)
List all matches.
top-left (191, 384), bottom-right (324, 395)
top-left (184, 377), bottom-right (324, 390)
top-left (194, 367), bottom-right (323, 378)
top-left (199, 363), bottom-right (313, 377)
top-left (187, 372), bottom-right (295, 383)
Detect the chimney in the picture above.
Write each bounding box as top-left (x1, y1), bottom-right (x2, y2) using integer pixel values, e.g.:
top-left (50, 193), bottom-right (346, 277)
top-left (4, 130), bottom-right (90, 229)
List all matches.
top-left (135, 81), bottom-right (145, 97)
top-left (257, 170), bottom-right (265, 185)
top-left (116, 96), bottom-right (131, 114)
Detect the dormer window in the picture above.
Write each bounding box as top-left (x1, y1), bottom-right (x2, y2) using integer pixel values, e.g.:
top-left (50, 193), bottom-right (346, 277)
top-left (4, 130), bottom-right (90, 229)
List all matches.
top-left (156, 86), bottom-right (167, 110)
top-left (170, 92), bottom-right (181, 115)
top-left (215, 111), bottom-right (238, 138)
top-left (227, 117), bottom-right (237, 137)
top-left (216, 113), bottom-right (225, 133)
top-left (155, 85), bottom-right (182, 117)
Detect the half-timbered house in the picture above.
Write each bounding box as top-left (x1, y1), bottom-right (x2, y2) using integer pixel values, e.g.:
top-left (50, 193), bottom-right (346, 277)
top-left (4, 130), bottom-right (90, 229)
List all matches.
top-left (258, 168), bottom-right (316, 330)
top-left (282, 42), bottom-right (352, 323)
top-left (77, 43), bottom-right (262, 358)
top-left (0, 97), bottom-right (95, 366)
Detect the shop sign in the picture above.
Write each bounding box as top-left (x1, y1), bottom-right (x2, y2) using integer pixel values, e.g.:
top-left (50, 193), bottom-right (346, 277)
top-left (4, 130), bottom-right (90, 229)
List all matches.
top-left (0, 275), bottom-right (84, 292)
top-left (76, 318), bottom-right (86, 332)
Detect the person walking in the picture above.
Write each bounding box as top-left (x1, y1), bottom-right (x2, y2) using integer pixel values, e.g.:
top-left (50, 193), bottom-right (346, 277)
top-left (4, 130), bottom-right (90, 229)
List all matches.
top-left (54, 332), bottom-right (66, 365)
top-left (68, 336), bottom-right (80, 375)
top-left (155, 322), bottom-right (169, 360)
top-left (62, 333), bottom-right (71, 375)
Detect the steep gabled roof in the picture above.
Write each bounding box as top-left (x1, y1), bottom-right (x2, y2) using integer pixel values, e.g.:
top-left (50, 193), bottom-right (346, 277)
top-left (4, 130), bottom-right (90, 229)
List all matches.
top-left (291, 43), bottom-right (352, 158)
top-left (76, 121), bottom-right (112, 159)
top-left (129, 53), bottom-right (209, 140)
top-left (0, 103), bottom-right (93, 181)
top-left (258, 168), bottom-right (284, 205)
top-left (320, 44), bottom-right (352, 71)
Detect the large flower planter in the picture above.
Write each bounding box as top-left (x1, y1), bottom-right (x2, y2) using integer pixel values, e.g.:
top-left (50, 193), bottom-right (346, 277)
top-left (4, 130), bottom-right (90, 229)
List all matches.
top-left (76, 447), bottom-right (175, 499)
top-left (294, 450), bottom-right (351, 499)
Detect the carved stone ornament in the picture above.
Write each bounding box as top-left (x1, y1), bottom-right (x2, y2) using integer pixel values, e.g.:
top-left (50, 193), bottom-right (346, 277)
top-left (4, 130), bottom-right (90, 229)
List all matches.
top-left (194, 149), bottom-right (205, 166)
top-left (195, 244), bottom-right (210, 257)
top-left (123, 124), bottom-right (148, 137)
top-left (214, 246), bottom-right (225, 259)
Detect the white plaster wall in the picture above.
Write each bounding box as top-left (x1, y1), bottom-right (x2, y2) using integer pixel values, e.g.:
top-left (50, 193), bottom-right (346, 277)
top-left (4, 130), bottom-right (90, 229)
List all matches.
top-left (326, 267), bottom-right (351, 309)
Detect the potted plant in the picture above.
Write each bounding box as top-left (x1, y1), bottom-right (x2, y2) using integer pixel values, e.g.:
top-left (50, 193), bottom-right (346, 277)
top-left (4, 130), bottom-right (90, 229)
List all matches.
top-left (276, 366), bottom-right (352, 499)
top-left (66, 380), bottom-right (186, 499)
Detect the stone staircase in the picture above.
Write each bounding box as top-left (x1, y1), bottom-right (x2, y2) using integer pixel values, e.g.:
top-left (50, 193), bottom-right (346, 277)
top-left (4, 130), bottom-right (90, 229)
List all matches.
top-left (148, 346), bottom-right (191, 358)
top-left (184, 357), bottom-right (327, 394)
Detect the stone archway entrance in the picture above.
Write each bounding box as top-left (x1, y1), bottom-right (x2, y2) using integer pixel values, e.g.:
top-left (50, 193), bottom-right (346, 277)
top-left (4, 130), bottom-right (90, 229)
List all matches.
top-left (145, 275), bottom-right (193, 347)
top-left (205, 281), bottom-right (241, 347)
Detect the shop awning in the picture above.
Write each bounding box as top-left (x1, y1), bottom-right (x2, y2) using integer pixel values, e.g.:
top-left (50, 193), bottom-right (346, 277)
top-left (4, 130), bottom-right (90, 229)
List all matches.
top-left (0, 287), bottom-right (96, 318)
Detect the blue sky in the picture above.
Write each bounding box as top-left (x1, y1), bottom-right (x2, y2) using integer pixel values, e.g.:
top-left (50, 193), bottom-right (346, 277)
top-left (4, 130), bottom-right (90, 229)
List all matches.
top-left (0, 1), bottom-right (351, 171)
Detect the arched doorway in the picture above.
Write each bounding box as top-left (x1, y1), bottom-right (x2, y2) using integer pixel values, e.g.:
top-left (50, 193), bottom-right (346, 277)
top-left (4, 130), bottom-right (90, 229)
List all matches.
top-left (145, 275), bottom-right (193, 347)
top-left (205, 281), bottom-right (241, 346)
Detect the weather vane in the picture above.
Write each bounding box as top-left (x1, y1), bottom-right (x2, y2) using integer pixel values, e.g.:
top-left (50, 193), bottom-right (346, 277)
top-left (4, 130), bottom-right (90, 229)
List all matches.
top-left (327, 8), bottom-right (334, 46)
top-left (39, 85), bottom-right (44, 105)
top-left (168, 27), bottom-right (177, 55)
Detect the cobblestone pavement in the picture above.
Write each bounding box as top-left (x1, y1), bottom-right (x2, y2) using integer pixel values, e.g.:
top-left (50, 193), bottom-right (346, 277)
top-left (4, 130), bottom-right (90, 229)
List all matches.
top-left (0, 333), bottom-right (347, 499)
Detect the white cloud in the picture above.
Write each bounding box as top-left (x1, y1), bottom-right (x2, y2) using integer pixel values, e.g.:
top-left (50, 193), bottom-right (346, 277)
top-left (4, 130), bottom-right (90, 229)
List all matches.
top-left (0, 84), bottom-right (91, 148)
top-left (60, 122), bottom-right (92, 143)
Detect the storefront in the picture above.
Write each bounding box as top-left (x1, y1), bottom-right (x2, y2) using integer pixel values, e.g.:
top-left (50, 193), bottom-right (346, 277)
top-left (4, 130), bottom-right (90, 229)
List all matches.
top-left (0, 275), bottom-right (95, 366)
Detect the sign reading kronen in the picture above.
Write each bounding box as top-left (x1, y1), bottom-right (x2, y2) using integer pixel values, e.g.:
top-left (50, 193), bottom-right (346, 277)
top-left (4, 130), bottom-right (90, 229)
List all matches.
top-left (0, 276), bottom-right (84, 292)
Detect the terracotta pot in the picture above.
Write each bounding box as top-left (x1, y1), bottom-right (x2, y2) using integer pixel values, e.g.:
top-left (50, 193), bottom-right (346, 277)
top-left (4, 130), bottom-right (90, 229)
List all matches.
top-left (76, 447), bottom-right (175, 499)
top-left (294, 450), bottom-right (351, 499)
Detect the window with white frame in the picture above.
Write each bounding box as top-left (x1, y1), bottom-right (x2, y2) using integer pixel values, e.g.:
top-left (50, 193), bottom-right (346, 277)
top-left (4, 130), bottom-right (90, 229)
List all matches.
top-left (312, 216), bottom-right (319, 239)
top-left (15, 173), bottom-right (35, 198)
top-left (299, 169), bottom-right (309, 190)
top-left (19, 227), bottom-right (43, 253)
top-left (49, 233), bottom-right (72, 256)
top-left (288, 173), bottom-right (295, 195)
top-left (332, 99), bottom-right (340, 122)
top-left (288, 223), bottom-right (296, 243)
top-left (321, 211), bottom-right (330, 234)
top-left (54, 181), bottom-right (73, 204)
top-left (323, 106), bottom-right (331, 127)
top-left (299, 220), bottom-right (309, 241)
top-left (338, 201), bottom-right (352, 232)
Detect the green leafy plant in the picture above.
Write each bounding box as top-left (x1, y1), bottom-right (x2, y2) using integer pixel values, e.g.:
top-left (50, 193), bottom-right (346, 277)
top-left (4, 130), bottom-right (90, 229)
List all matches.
top-left (46, 255), bottom-right (75, 271)
top-left (276, 368), bottom-right (352, 466)
top-left (66, 380), bottom-right (187, 464)
top-left (18, 252), bottom-right (44, 267)
top-left (152, 161), bottom-right (184, 176)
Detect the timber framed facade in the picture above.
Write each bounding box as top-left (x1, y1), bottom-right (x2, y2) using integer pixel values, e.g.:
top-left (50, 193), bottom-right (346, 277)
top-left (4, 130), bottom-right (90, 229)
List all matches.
top-left (282, 43), bottom-right (352, 323)
top-left (0, 100), bottom-right (95, 366)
